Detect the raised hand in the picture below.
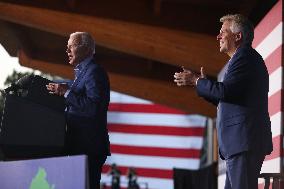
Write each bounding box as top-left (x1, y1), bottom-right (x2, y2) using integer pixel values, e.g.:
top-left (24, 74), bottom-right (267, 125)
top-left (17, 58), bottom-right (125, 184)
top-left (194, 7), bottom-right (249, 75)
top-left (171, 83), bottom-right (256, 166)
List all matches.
top-left (174, 67), bottom-right (203, 87)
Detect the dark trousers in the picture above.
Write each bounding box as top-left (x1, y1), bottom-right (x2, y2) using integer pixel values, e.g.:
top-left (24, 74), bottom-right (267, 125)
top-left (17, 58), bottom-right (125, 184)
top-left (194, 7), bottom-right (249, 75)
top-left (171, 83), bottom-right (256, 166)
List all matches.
top-left (65, 144), bottom-right (107, 189)
top-left (224, 152), bottom-right (265, 189)
top-left (88, 154), bottom-right (107, 189)
top-left (65, 114), bottom-right (108, 189)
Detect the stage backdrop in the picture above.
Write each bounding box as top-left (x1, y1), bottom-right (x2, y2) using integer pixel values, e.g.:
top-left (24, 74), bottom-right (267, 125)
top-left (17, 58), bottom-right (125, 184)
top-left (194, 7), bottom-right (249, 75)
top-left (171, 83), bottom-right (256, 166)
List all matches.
top-left (218, 1), bottom-right (283, 188)
top-left (101, 91), bottom-right (208, 189)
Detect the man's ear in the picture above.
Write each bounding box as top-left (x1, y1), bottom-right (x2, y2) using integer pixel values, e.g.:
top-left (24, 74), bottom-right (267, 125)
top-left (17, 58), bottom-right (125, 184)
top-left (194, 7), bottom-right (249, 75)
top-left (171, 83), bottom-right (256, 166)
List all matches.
top-left (235, 32), bottom-right (242, 42)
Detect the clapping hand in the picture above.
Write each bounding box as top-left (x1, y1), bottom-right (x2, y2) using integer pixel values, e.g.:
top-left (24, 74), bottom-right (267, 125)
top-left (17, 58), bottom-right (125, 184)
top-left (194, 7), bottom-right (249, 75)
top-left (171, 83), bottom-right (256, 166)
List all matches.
top-left (174, 67), bottom-right (205, 87)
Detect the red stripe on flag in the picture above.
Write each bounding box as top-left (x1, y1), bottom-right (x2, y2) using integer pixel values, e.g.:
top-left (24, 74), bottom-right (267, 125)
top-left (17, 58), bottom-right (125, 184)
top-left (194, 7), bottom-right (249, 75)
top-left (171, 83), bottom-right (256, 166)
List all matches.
top-left (110, 144), bottom-right (201, 158)
top-left (265, 45), bottom-right (282, 75)
top-left (109, 103), bottom-right (186, 114)
top-left (108, 123), bottom-right (205, 136)
top-left (253, 0), bottom-right (282, 48)
top-left (268, 90), bottom-right (282, 116)
top-left (265, 135), bottom-right (281, 161)
top-left (102, 164), bottom-right (173, 179)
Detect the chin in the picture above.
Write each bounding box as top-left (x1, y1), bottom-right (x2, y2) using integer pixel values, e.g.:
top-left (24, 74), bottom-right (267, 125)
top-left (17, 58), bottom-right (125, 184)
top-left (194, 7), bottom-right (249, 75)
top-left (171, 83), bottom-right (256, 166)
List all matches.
top-left (69, 61), bottom-right (75, 66)
top-left (220, 47), bottom-right (227, 53)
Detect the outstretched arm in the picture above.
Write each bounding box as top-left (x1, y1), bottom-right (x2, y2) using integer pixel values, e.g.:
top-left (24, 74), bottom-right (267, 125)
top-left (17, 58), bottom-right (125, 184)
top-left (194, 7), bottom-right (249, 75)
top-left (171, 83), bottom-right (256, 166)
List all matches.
top-left (174, 67), bottom-right (218, 106)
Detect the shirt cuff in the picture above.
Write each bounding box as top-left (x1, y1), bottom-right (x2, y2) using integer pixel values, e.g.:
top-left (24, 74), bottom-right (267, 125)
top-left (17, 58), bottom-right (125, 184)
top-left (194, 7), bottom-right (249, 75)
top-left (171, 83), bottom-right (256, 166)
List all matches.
top-left (195, 77), bottom-right (200, 86)
top-left (64, 89), bottom-right (70, 98)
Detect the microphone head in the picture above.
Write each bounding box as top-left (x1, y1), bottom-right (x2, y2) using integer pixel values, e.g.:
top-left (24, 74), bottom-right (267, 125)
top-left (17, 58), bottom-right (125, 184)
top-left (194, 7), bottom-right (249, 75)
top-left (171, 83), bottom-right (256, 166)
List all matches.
top-left (4, 74), bottom-right (34, 93)
top-left (15, 74), bottom-right (34, 89)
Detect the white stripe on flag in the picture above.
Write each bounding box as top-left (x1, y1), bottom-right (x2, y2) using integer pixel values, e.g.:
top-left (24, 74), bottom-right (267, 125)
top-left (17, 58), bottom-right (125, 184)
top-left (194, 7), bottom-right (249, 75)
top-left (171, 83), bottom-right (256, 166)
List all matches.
top-left (110, 91), bottom-right (152, 104)
top-left (109, 132), bottom-right (203, 149)
top-left (105, 153), bottom-right (200, 170)
top-left (108, 112), bottom-right (207, 127)
top-left (268, 67), bottom-right (282, 97)
top-left (261, 157), bottom-right (281, 173)
top-left (256, 22), bottom-right (282, 60)
top-left (270, 112), bottom-right (282, 137)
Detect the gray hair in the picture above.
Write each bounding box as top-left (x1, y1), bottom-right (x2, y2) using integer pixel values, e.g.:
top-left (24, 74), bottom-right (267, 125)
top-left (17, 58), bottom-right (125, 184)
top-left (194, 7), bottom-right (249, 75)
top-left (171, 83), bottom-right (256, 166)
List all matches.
top-left (70, 32), bottom-right (95, 55)
top-left (220, 14), bottom-right (254, 46)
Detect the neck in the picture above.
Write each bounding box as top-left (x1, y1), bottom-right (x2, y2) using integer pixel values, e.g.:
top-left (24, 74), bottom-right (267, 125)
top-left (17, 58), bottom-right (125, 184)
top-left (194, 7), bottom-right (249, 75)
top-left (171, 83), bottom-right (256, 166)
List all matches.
top-left (227, 49), bottom-right (236, 58)
top-left (228, 45), bottom-right (241, 58)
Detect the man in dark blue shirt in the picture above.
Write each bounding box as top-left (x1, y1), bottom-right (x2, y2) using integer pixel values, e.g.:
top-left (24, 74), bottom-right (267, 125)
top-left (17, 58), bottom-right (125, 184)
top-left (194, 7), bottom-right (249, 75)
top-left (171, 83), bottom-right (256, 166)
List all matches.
top-left (47, 32), bottom-right (110, 189)
top-left (174, 14), bottom-right (272, 189)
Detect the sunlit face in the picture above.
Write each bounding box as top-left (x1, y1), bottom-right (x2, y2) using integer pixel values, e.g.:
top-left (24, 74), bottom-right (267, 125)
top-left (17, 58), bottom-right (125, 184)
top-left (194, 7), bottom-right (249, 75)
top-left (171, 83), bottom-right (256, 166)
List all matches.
top-left (217, 21), bottom-right (238, 57)
top-left (66, 35), bottom-right (87, 66)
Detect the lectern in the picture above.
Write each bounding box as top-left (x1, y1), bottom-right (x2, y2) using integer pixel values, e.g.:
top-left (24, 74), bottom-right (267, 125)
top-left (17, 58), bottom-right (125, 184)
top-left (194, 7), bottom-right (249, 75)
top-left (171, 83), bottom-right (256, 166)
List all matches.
top-left (0, 75), bottom-right (66, 159)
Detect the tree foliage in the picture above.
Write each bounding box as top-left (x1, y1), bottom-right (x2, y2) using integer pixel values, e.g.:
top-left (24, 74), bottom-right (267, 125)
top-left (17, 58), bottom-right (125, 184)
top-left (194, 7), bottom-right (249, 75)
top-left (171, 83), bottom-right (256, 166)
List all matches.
top-left (0, 70), bottom-right (61, 117)
top-left (3, 70), bottom-right (33, 87)
top-left (0, 70), bottom-right (33, 116)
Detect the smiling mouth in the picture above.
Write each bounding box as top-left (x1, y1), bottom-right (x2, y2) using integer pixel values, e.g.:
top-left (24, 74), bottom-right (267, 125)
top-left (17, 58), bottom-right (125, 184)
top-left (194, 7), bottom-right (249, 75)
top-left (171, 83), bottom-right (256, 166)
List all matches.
top-left (68, 55), bottom-right (73, 61)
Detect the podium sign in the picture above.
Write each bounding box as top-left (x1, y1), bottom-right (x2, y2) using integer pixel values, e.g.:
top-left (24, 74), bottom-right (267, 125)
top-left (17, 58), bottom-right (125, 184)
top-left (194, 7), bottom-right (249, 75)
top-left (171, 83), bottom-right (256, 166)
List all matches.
top-left (0, 155), bottom-right (88, 189)
top-left (0, 94), bottom-right (65, 158)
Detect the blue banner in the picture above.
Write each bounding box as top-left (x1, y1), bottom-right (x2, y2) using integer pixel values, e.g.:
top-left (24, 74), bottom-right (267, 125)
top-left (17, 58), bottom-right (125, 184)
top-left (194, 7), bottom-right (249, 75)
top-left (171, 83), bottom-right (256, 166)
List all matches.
top-left (0, 155), bottom-right (87, 189)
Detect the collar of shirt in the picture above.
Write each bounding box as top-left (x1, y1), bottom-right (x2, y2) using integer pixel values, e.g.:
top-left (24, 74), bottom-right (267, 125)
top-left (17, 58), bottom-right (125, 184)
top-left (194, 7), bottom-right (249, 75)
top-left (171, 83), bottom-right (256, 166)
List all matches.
top-left (74, 56), bottom-right (93, 77)
top-left (228, 47), bottom-right (240, 62)
top-left (229, 44), bottom-right (251, 62)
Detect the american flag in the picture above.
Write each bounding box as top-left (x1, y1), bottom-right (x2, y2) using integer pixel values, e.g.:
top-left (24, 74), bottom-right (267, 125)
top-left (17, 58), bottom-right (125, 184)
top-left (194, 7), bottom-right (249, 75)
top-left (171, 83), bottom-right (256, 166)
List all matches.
top-left (101, 91), bottom-right (208, 189)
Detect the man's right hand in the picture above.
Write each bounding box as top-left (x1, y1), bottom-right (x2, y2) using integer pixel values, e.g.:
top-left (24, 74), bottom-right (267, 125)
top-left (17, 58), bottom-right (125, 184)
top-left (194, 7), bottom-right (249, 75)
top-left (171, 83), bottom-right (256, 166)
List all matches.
top-left (173, 67), bottom-right (206, 87)
top-left (46, 83), bottom-right (69, 96)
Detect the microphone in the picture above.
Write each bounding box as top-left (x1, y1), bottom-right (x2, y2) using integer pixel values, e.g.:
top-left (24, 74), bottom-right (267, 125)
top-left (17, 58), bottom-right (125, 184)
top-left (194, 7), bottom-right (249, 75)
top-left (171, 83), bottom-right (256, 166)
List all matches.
top-left (4, 74), bottom-right (34, 93)
top-left (16, 74), bottom-right (34, 89)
